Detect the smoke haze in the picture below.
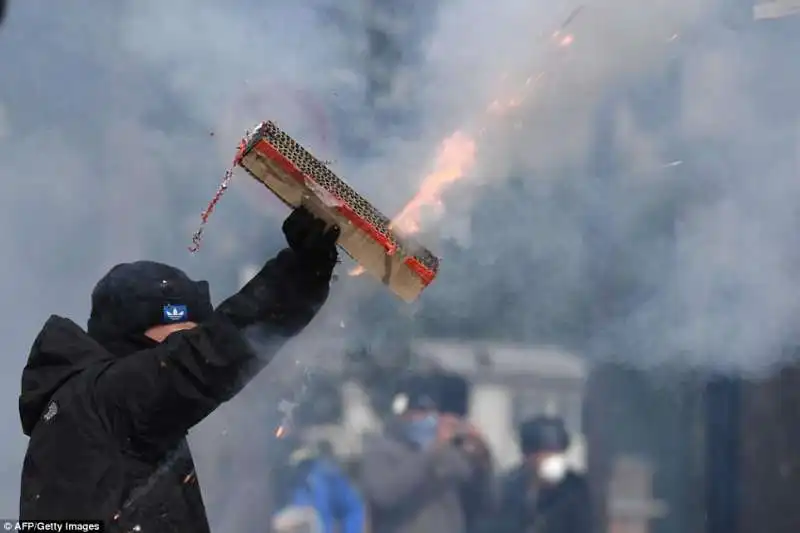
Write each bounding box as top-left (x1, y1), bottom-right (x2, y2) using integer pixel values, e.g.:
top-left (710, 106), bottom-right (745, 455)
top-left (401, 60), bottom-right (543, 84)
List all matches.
top-left (1, 0), bottom-right (799, 527)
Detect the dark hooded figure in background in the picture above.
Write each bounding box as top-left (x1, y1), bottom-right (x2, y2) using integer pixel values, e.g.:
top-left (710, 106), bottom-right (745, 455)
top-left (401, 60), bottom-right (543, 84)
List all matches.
top-left (496, 416), bottom-right (591, 533)
top-left (18, 207), bottom-right (339, 533)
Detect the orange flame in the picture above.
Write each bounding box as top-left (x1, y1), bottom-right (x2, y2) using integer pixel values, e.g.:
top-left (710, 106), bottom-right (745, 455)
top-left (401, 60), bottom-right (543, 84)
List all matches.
top-left (348, 15), bottom-right (580, 278)
top-left (347, 133), bottom-right (476, 277)
top-left (390, 131), bottom-right (477, 235)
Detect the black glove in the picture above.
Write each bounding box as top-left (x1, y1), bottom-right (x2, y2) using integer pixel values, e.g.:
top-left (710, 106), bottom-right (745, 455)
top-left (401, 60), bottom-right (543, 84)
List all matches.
top-left (282, 206), bottom-right (340, 276)
top-left (215, 208), bottom-right (339, 331)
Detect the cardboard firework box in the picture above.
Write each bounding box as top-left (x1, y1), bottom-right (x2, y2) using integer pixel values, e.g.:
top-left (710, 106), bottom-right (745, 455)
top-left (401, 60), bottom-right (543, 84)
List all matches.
top-left (234, 121), bottom-right (440, 302)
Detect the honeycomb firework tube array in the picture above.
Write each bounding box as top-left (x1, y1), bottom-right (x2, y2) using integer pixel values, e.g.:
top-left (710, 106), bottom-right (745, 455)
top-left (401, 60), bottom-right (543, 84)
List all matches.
top-left (234, 121), bottom-right (440, 302)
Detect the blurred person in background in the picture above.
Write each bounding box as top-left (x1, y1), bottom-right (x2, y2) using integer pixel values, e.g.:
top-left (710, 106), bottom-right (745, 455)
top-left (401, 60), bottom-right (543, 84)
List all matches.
top-left (431, 372), bottom-right (495, 533)
top-left (360, 373), bottom-right (492, 533)
top-left (18, 207), bottom-right (339, 532)
top-left (316, 439), bottom-right (336, 460)
top-left (495, 416), bottom-right (591, 533)
top-left (270, 431), bottom-right (366, 533)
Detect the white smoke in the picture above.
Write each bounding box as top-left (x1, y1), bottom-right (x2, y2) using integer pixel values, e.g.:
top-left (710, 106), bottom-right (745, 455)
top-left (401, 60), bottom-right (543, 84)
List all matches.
top-left (1, 0), bottom-right (798, 527)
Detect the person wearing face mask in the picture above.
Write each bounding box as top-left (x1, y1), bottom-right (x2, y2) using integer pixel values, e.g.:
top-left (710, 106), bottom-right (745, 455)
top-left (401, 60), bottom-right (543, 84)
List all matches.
top-left (360, 373), bottom-right (475, 533)
top-left (495, 416), bottom-right (591, 533)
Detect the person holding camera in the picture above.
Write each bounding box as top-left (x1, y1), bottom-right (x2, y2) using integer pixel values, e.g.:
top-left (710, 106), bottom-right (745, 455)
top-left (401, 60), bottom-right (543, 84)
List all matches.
top-left (360, 373), bottom-right (492, 533)
top-left (430, 372), bottom-right (495, 533)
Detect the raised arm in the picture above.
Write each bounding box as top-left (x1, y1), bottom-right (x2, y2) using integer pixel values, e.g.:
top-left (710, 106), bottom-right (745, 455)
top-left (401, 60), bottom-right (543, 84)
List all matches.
top-left (91, 208), bottom-right (339, 445)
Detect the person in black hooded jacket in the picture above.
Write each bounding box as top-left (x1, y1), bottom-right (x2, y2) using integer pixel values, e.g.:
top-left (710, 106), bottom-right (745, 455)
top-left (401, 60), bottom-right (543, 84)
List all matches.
top-left (495, 416), bottom-right (591, 533)
top-left (18, 206), bottom-right (340, 533)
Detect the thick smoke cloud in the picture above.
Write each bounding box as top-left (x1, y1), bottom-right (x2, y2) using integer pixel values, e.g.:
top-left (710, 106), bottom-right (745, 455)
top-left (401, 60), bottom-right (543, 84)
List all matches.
top-left (0, 0), bottom-right (798, 527)
top-left (415, 1), bottom-right (800, 374)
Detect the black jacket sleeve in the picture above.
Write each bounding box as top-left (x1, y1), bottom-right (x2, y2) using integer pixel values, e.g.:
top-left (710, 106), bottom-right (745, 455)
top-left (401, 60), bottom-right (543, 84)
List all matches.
top-left (497, 471), bottom-right (593, 533)
top-left (89, 249), bottom-right (330, 446)
top-left (565, 476), bottom-right (592, 533)
top-left (492, 468), bottom-right (531, 533)
top-left (460, 441), bottom-right (496, 532)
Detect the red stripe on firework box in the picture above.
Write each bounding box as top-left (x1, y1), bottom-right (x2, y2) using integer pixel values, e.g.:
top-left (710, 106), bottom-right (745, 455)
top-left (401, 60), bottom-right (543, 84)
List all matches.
top-left (235, 121), bottom-right (440, 302)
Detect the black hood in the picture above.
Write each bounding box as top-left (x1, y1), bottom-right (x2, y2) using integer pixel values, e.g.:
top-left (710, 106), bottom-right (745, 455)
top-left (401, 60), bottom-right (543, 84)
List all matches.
top-left (519, 416), bottom-right (571, 454)
top-left (430, 371), bottom-right (470, 417)
top-left (19, 315), bottom-right (116, 436)
top-left (87, 260), bottom-right (213, 345)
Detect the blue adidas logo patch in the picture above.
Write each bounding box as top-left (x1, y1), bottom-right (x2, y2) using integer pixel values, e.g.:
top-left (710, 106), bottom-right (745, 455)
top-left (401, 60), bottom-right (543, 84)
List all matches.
top-left (163, 304), bottom-right (188, 322)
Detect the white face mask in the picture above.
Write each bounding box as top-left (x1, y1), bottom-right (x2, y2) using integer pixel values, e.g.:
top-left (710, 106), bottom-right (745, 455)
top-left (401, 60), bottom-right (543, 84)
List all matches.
top-left (537, 454), bottom-right (568, 484)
